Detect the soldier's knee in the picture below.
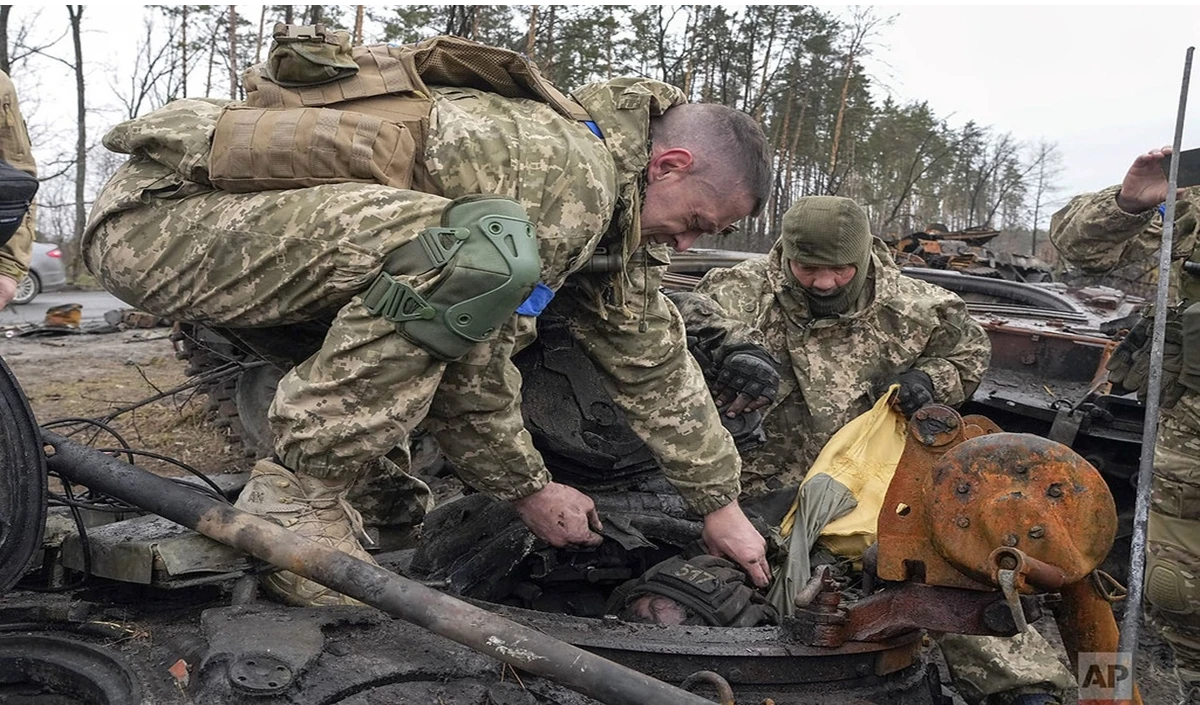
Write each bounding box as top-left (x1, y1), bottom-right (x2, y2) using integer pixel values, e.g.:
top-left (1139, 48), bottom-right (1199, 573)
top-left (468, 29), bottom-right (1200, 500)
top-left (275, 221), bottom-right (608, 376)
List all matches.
top-left (360, 195), bottom-right (540, 359)
top-left (364, 195), bottom-right (540, 360)
top-left (1147, 552), bottom-right (1198, 616)
top-left (1145, 508), bottom-right (1200, 625)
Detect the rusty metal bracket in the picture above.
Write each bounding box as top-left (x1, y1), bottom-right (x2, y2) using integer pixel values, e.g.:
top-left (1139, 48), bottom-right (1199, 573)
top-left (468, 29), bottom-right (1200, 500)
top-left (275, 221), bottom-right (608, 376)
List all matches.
top-left (786, 581), bottom-right (1042, 648)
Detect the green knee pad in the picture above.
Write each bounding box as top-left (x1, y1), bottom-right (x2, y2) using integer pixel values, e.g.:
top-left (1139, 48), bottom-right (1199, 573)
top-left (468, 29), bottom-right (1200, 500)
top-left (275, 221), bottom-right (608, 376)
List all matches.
top-left (364, 196), bottom-right (540, 360)
top-left (1146, 511), bottom-right (1200, 624)
top-left (1146, 553), bottom-right (1199, 616)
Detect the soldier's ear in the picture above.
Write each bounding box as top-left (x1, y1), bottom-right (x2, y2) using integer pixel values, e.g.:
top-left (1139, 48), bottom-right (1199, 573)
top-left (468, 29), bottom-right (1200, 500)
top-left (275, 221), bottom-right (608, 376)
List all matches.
top-left (648, 147), bottom-right (695, 182)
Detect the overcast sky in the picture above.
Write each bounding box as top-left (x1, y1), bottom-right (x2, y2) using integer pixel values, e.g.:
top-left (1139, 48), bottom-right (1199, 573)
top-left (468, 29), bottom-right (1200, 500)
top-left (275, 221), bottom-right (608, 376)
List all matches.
top-left (11, 4), bottom-right (1200, 228)
top-left (855, 4), bottom-right (1199, 217)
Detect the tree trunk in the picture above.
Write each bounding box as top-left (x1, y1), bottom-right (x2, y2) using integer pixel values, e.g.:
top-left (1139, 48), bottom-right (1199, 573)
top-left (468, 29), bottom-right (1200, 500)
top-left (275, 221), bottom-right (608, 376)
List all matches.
top-left (180, 6), bottom-right (189, 97)
top-left (205, 22), bottom-right (216, 96)
top-left (0, 6), bottom-right (10, 74)
top-left (255, 6), bottom-right (266, 62)
top-left (524, 6), bottom-right (537, 59)
top-left (284, 6), bottom-right (293, 24)
top-left (354, 6), bottom-right (364, 46)
top-left (67, 6), bottom-right (87, 279)
top-left (827, 57), bottom-right (854, 189)
top-left (228, 6), bottom-right (238, 99)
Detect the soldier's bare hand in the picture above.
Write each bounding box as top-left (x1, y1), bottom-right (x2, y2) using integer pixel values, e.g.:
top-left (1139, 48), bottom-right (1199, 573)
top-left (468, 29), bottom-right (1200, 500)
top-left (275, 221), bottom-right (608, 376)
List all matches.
top-left (1117, 146), bottom-right (1186, 213)
top-left (513, 482), bottom-right (604, 549)
top-left (701, 501), bottom-right (770, 588)
top-left (0, 275), bottom-right (16, 309)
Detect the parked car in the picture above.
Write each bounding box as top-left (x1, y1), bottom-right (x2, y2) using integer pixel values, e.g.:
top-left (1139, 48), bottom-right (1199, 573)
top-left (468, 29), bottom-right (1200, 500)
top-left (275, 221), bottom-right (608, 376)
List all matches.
top-left (10, 241), bottom-right (66, 305)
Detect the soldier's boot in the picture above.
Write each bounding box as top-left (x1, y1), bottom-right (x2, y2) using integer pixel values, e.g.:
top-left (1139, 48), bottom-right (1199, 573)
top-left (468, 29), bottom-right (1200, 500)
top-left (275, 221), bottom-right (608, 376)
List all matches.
top-left (234, 458), bottom-right (378, 607)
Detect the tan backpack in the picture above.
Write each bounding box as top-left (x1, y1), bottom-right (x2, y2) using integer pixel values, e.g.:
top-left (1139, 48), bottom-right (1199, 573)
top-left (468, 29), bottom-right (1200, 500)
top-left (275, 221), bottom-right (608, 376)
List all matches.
top-left (209, 23), bottom-right (591, 195)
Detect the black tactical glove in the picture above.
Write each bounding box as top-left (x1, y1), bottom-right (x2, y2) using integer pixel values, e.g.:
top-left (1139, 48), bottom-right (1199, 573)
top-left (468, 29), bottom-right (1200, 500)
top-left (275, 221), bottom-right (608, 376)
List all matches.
top-left (892, 368), bottom-right (935, 418)
top-left (713, 344), bottom-right (780, 410)
top-left (612, 555), bottom-right (777, 628)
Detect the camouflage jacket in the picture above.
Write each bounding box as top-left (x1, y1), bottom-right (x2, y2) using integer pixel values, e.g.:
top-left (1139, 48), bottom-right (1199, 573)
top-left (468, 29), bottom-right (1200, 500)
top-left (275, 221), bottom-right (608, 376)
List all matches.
top-left (679, 239), bottom-right (990, 496)
top-left (83, 78), bottom-right (743, 515)
top-left (0, 70), bottom-right (36, 282)
top-left (1050, 184), bottom-right (1200, 305)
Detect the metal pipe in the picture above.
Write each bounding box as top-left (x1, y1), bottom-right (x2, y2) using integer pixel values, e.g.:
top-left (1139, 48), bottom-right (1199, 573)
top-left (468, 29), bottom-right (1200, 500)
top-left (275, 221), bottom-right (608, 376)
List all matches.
top-left (1119, 46), bottom-right (1194, 672)
top-left (40, 431), bottom-right (714, 705)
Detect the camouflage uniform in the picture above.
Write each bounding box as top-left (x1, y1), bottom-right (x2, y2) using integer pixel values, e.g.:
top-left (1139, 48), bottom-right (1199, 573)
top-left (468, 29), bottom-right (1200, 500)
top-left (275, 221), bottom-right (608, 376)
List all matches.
top-left (83, 79), bottom-right (742, 522)
top-left (1051, 184), bottom-right (1200, 687)
top-left (679, 239), bottom-right (990, 495)
top-left (0, 70), bottom-right (36, 285)
top-left (677, 238), bottom-right (1075, 704)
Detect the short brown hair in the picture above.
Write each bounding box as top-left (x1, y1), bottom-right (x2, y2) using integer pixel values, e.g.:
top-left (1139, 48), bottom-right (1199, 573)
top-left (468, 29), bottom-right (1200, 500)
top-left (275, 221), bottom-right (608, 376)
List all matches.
top-left (650, 104), bottom-right (772, 217)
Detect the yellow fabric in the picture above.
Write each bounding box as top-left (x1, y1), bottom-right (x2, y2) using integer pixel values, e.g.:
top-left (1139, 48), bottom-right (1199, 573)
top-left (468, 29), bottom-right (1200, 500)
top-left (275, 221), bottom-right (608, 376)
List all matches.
top-left (779, 385), bottom-right (907, 557)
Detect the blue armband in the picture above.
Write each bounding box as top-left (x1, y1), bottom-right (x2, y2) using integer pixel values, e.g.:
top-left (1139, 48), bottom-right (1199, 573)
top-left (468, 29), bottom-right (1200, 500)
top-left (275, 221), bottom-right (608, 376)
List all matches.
top-left (517, 282), bottom-right (555, 316)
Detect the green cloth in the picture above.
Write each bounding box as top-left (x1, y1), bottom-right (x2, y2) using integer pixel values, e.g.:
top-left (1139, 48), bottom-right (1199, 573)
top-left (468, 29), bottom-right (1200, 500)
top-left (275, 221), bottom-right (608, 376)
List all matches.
top-left (780, 196), bottom-right (872, 316)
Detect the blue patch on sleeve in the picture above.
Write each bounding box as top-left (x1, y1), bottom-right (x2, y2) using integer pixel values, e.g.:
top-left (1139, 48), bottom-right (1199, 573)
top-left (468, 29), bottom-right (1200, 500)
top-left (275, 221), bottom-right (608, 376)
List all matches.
top-left (517, 282), bottom-right (555, 316)
top-left (583, 120), bottom-right (604, 139)
top-left (1159, 203), bottom-right (1168, 218)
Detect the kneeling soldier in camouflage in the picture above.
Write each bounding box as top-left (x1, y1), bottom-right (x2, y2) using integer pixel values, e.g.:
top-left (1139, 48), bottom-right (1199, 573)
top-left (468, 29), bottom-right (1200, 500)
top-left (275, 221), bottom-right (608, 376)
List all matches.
top-left (83, 26), bottom-right (772, 605)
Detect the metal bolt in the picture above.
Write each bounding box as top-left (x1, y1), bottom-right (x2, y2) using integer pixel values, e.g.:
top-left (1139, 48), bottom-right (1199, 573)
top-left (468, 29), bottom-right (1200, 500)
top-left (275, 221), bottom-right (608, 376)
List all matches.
top-left (1029, 526), bottom-right (1046, 539)
top-left (1047, 485), bottom-right (1063, 498)
top-left (1003, 534), bottom-right (1019, 547)
top-left (997, 554), bottom-right (1018, 570)
top-left (956, 516), bottom-right (970, 528)
top-left (957, 482), bottom-right (971, 494)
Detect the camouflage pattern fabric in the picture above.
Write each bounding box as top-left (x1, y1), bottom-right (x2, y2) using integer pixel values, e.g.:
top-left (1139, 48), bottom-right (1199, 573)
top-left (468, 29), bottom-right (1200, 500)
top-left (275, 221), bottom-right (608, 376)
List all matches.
top-left (0, 70), bottom-right (36, 282)
top-left (939, 628), bottom-right (1075, 705)
top-left (83, 79), bottom-right (742, 516)
top-left (1050, 184), bottom-right (1199, 303)
top-left (677, 238), bottom-right (991, 496)
top-left (1051, 185), bottom-right (1200, 687)
top-left (1148, 387), bottom-right (1200, 686)
top-left (679, 235), bottom-right (1071, 701)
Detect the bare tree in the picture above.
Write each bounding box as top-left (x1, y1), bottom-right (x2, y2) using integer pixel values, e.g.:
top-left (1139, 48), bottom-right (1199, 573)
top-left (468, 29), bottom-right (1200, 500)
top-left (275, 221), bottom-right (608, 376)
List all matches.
top-left (113, 17), bottom-right (177, 119)
top-left (827, 8), bottom-right (891, 189)
top-left (67, 5), bottom-right (85, 276)
top-left (1, 6), bottom-right (10, 74)
top-left (227, 6), bottom-right (238, 99)
top-left (256, 6), bottom-right (267, 62)
top-left (353, 6), bottom-right (364, 46)
top-left (1027, 141), bottom-right (1063, 256)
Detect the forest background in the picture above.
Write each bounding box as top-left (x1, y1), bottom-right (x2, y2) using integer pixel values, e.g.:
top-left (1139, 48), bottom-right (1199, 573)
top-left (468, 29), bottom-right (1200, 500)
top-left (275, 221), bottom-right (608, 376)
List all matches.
top-left (0, 4), bottom-right (1149, 276)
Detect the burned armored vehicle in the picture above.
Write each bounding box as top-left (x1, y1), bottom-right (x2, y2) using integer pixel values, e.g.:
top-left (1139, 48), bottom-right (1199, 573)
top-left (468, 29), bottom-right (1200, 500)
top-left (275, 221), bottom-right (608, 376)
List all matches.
top-left (0, 264), bottom-right (1133, 705)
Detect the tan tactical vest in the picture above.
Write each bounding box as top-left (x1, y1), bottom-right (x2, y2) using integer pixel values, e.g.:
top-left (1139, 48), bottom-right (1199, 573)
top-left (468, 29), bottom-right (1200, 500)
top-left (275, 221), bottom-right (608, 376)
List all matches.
top-left (209, 24), bottom-right (592, 196)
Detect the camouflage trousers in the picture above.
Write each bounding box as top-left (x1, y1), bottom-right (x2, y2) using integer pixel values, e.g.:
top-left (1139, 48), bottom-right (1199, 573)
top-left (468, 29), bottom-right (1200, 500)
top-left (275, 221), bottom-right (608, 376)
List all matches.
top-left (85, 178), bottom-right (551, 518)
top-left (940, 628), bottom-right (1075, 705)
top-left (1146, 386), bottom-right (1200, 686)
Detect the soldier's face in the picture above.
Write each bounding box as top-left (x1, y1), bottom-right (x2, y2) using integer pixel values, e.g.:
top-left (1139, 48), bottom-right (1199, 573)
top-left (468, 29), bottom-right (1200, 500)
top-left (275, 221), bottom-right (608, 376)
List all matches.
top-left (789, 261), bottom-right (857, 295)
top-left (641, 148), bottom-right (752, 253)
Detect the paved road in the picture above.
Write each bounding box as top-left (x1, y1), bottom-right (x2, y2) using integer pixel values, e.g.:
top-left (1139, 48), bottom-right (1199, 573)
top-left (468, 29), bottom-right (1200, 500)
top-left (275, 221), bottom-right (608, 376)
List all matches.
top-left (0, 290), bottom-right (132, 326)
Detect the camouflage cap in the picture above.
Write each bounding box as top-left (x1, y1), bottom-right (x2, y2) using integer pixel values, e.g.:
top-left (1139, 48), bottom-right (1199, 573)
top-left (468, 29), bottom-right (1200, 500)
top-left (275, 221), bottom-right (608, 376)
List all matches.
top-left (780, 196), bottom-right (871, 268)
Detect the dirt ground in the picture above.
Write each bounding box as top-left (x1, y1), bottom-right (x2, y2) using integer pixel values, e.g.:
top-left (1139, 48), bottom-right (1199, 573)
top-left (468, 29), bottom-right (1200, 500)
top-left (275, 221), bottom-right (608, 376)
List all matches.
top-left (0, 326), bottom-right (248, 479)
top-left (0, 326), bottom-right (1190, 704)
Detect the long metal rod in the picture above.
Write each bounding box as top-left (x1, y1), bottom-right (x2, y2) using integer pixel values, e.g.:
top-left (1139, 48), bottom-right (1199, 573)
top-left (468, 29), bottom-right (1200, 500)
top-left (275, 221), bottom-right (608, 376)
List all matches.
top-left (41, 431), bottom-right (714, 705)
top-left (1119, 46), bottom-right (1194, 671)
